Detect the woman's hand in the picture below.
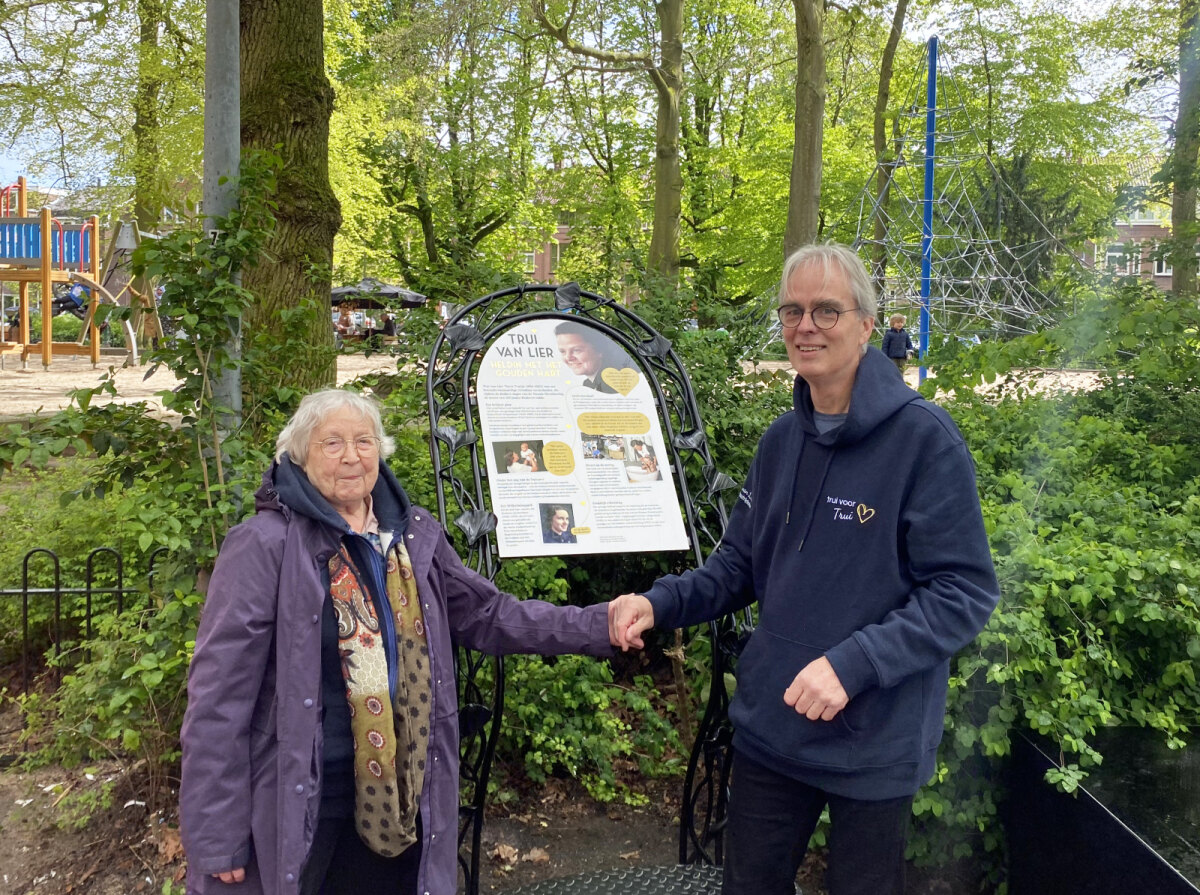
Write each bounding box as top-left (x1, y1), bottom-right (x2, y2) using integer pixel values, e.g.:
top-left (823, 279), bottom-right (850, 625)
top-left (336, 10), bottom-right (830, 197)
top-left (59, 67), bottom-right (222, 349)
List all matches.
top-left (213, 868), bottom-right (246, 884)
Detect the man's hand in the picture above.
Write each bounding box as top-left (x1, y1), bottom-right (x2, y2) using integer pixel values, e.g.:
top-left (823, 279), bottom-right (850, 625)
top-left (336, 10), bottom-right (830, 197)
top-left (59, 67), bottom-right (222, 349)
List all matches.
top-left (213, 868), bottom-right (246, 884)
top-left (608, 593), bottom-right (655, 651)
top-left (783, 657), bottom-right (849, 721)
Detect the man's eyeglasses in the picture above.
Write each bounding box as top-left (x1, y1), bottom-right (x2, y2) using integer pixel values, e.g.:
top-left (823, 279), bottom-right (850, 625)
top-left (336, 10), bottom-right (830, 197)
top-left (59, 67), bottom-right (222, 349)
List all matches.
top-left (314, 436), bottom-right (382, 459)
top-left (775, 304), bottom-right (860, 331)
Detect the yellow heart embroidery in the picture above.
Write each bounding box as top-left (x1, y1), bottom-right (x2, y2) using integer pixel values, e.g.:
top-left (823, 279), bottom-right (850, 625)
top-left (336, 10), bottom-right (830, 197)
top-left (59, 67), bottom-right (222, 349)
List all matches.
top-left (856, 504), bottom-right (876, 524)
top-left (601, 367), bottom-right (639, 395)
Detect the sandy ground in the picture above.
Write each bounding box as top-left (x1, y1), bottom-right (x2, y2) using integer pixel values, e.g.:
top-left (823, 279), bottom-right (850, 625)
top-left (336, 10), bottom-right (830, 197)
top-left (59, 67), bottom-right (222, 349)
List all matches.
top-left (0, 351), bottom-right (1101, 422)
top-left (0, 351), bottom-right (401, 419)
top-left (745, 358), bottom-right (1101, 396)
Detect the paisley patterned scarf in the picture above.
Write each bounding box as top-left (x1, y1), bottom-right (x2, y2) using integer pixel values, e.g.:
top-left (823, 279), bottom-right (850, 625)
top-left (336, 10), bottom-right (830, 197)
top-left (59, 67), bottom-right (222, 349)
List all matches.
top-left (327, 540), bottom-right (432, 857)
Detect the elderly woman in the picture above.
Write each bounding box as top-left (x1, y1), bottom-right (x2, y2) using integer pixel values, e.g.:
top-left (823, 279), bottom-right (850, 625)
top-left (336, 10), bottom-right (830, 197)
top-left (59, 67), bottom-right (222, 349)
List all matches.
top-left (180, 389), bottom-right (615, 895)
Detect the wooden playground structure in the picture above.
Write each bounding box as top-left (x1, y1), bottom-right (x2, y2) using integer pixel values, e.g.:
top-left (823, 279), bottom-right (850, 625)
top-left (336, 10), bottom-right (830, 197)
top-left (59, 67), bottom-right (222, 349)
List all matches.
top-left (0, 176), bottom-right (141, 368)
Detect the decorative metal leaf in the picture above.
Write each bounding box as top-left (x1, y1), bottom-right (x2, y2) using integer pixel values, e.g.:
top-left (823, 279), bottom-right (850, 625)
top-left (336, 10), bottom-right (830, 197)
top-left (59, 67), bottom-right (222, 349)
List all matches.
top-left (675, 429), bottom-right (707, 451)
top-left (434, 426), bottom-right (476, 453)
top-left (446, 323), bottom-right (486, 352)
top-left (454, 509), bottom-right (497, 545)
top-left (554, 282), bottom-right (582, 311)
top-left (459, 703), bottom-right (493, 739)
top-left (705, 467), bottom-right (738, 492)
top-left (636, 333), bottom-right (672, 361)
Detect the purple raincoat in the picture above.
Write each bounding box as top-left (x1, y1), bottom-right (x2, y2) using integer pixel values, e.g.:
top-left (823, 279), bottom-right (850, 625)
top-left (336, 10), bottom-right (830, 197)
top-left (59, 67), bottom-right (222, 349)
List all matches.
top-left (180, 471), bottom-right (611, 895)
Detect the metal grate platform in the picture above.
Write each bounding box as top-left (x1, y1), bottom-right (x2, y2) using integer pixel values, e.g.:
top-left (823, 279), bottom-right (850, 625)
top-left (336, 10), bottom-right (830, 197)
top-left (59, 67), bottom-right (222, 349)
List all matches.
top-left (498, 865), bottom-right (724, 894)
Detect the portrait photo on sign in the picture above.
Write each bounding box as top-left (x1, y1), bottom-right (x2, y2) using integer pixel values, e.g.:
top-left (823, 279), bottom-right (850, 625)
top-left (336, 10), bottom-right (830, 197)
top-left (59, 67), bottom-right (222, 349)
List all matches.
top-left (494, 440), bottom-right (543, 474)
top-left (553, 319), bottom-right (639, 394)
top-left (540, 503), bottom-right (577, 544)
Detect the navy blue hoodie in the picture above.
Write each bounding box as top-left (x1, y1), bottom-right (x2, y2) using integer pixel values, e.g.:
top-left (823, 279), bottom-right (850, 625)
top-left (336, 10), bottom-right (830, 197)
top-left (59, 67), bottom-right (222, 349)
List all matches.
top-left (645, 347), bottom-right (998, 798)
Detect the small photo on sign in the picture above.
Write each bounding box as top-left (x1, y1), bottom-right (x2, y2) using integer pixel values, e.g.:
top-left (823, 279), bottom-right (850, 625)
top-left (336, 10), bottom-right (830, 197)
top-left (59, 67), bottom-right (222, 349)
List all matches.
top-left (540, 503), bottom-right (577, 544)
top-left (495, 440), bottom-right (544, 474)
top-left (624, 438), bottom-right (660, 482)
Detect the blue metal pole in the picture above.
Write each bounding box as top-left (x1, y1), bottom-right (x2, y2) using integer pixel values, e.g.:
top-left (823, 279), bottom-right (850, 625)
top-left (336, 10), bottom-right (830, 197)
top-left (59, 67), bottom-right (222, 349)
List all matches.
top-left (919, 35), bottom-right (938, 385)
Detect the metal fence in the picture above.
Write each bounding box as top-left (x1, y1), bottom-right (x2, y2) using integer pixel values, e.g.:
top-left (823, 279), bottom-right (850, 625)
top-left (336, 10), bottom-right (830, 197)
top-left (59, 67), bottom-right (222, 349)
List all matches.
top-left (1, 545), bottom-right (170, 699)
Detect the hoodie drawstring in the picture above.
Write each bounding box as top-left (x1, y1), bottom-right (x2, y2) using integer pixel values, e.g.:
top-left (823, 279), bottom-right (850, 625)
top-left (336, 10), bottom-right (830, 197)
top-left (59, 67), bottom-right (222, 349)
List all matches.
top-left (789, 440), bottom-right (836, 553)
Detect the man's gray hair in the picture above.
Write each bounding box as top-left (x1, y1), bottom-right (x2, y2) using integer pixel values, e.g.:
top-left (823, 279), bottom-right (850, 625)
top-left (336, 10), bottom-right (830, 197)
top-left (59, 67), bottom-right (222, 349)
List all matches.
top-left (778, 242), bottom-right (879, 320)
top-left (275, 388), bottom-right (396, 465)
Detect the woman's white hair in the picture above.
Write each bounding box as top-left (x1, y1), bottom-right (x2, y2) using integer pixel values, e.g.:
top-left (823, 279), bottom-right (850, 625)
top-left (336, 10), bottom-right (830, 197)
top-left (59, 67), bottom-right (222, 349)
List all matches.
top-left (275, 388), bottom-right (396, 465)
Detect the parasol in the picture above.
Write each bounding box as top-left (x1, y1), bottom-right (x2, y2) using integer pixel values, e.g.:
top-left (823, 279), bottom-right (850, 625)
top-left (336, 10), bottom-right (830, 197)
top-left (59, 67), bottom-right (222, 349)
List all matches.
top-left (330, 277), bottom-right (427, 309)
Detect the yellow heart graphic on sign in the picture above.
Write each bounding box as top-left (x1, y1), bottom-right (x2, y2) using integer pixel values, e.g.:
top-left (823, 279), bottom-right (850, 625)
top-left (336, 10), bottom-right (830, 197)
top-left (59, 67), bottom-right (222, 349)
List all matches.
top-left (601, 367), bottom-right (639, 395)
top-left (856, 504), bottom-right (875, 524)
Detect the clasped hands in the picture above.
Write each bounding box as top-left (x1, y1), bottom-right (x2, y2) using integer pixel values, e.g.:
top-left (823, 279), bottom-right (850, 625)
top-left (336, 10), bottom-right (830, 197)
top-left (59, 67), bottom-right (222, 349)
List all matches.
top-left (606, 594), bottom-right (849, 720)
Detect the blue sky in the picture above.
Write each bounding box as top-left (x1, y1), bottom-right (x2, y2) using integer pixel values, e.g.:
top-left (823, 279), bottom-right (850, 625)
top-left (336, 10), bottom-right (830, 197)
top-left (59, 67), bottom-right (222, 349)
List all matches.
top-left (1, 151), bottom-right (25, 184)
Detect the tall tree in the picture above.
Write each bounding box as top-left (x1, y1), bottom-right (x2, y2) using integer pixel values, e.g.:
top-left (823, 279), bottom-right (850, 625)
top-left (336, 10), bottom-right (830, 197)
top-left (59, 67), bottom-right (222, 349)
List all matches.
top-left (1170, 0), bottom-right (1200, 296)
top-left (0, 0), bottom-right (203, 215)
top-left (341, 0), bottom-right (555, 299)
top-left (240, 0), bottom-right (342, 394)
top-left (679, 0), bottom-right (795, 308)
top-left (783, 0), bottom-right (825, 255)
top-left (532, 0), bottom-right (684, 285)
top-left (549, 59), bottom-right (654, 298)
top-left (871, 0), bottom-right (909, 287)
top-left (132, 0), bottom-right (195, 229)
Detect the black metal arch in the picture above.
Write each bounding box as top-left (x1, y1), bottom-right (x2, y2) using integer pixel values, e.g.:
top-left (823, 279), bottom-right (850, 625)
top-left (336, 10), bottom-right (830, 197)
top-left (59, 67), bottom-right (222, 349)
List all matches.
top-left (425, 282), bottom-right (749, 891)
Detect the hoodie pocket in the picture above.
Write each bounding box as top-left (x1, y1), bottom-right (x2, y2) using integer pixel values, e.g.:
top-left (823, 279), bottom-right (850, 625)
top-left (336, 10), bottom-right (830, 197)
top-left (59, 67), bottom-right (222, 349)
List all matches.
top-left (729, 628), bottom-right (855, 768)
top-left (839, 672), bottom-right (923, 765)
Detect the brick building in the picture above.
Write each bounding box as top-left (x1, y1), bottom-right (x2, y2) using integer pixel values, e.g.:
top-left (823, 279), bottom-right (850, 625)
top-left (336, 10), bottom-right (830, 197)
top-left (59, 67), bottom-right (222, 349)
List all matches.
top-left (1082, 201), bottom-right (1179, 291)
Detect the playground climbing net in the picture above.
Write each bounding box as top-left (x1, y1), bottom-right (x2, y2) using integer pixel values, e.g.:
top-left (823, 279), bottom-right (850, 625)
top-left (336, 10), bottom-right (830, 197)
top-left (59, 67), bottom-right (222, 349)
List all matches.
top-left (834, 40), bottom-right (1071, 338)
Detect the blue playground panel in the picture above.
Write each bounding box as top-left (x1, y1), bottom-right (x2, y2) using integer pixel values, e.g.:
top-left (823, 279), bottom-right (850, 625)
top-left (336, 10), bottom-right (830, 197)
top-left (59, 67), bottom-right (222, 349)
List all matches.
top-left (0, 220), bottom-right (39, 262)
top-left (0, 219), bottom-right (92, 268)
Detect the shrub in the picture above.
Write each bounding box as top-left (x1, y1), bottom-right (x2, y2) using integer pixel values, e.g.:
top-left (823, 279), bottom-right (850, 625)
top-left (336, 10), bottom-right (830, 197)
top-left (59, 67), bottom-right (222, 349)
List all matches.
top-left (905, 283), bottom-right (1200, 879)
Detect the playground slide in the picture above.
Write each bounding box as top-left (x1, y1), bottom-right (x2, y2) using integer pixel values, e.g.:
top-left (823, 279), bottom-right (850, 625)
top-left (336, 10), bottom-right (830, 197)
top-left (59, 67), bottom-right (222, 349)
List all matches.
top-left (69, 272), bottom-right (139, 364)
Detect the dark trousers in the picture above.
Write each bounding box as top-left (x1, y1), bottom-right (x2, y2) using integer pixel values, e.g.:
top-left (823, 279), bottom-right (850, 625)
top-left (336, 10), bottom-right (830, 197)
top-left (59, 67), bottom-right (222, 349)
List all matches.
top-left (299, 812), bottom-right (421, 895)
top-left (722, 750), bottom-right (912, 895)
top-left (891, 357), bottom-right (907, 372)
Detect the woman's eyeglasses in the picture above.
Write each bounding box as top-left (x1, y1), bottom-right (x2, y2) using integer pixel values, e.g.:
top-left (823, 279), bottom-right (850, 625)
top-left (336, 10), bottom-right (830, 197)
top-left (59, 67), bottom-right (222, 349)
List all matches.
top-left (314, 436), bottom-right (382, 458)
top-left (776, 304), bottom-right (859, 330)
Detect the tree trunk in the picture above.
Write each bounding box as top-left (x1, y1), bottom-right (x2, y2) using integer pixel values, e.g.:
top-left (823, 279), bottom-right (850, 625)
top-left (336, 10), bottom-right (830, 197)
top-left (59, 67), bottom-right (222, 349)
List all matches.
top-left (871, 0), bottom-right (908, 292)
top-left (1171, 0), bottom-right (1200, 298)
top-left (531, 0), bottom-right (682, 288)
top-left (648, 0), bottom-right (683, 284)
top-left (133, 0), bottom-right (162, 230)
top-left (240, 0), bottom-right (341, 400)
top-left (783, 0), bottom-right (825, 258)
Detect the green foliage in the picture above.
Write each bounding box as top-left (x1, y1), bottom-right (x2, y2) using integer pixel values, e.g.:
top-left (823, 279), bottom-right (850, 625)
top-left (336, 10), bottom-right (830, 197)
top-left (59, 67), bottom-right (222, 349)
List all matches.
top-left (24, 313), bottom-right (83, 343)
top-left (0, 0), bottom-right (205, 214)
top-left (24, 587), bottom-right (203, 813)
top-left (673, 327), bottom-right (793, 480)
top-left (499, 655), bottom-right (682, 804)
top-left (3, 155), bottom-right (287, 823)
top-left (0, 461), bottom-right (129, 662)
top-left (132, 152), bottom-right (283, 421)
top-left (905, 281), bottom-right (1200, 877)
